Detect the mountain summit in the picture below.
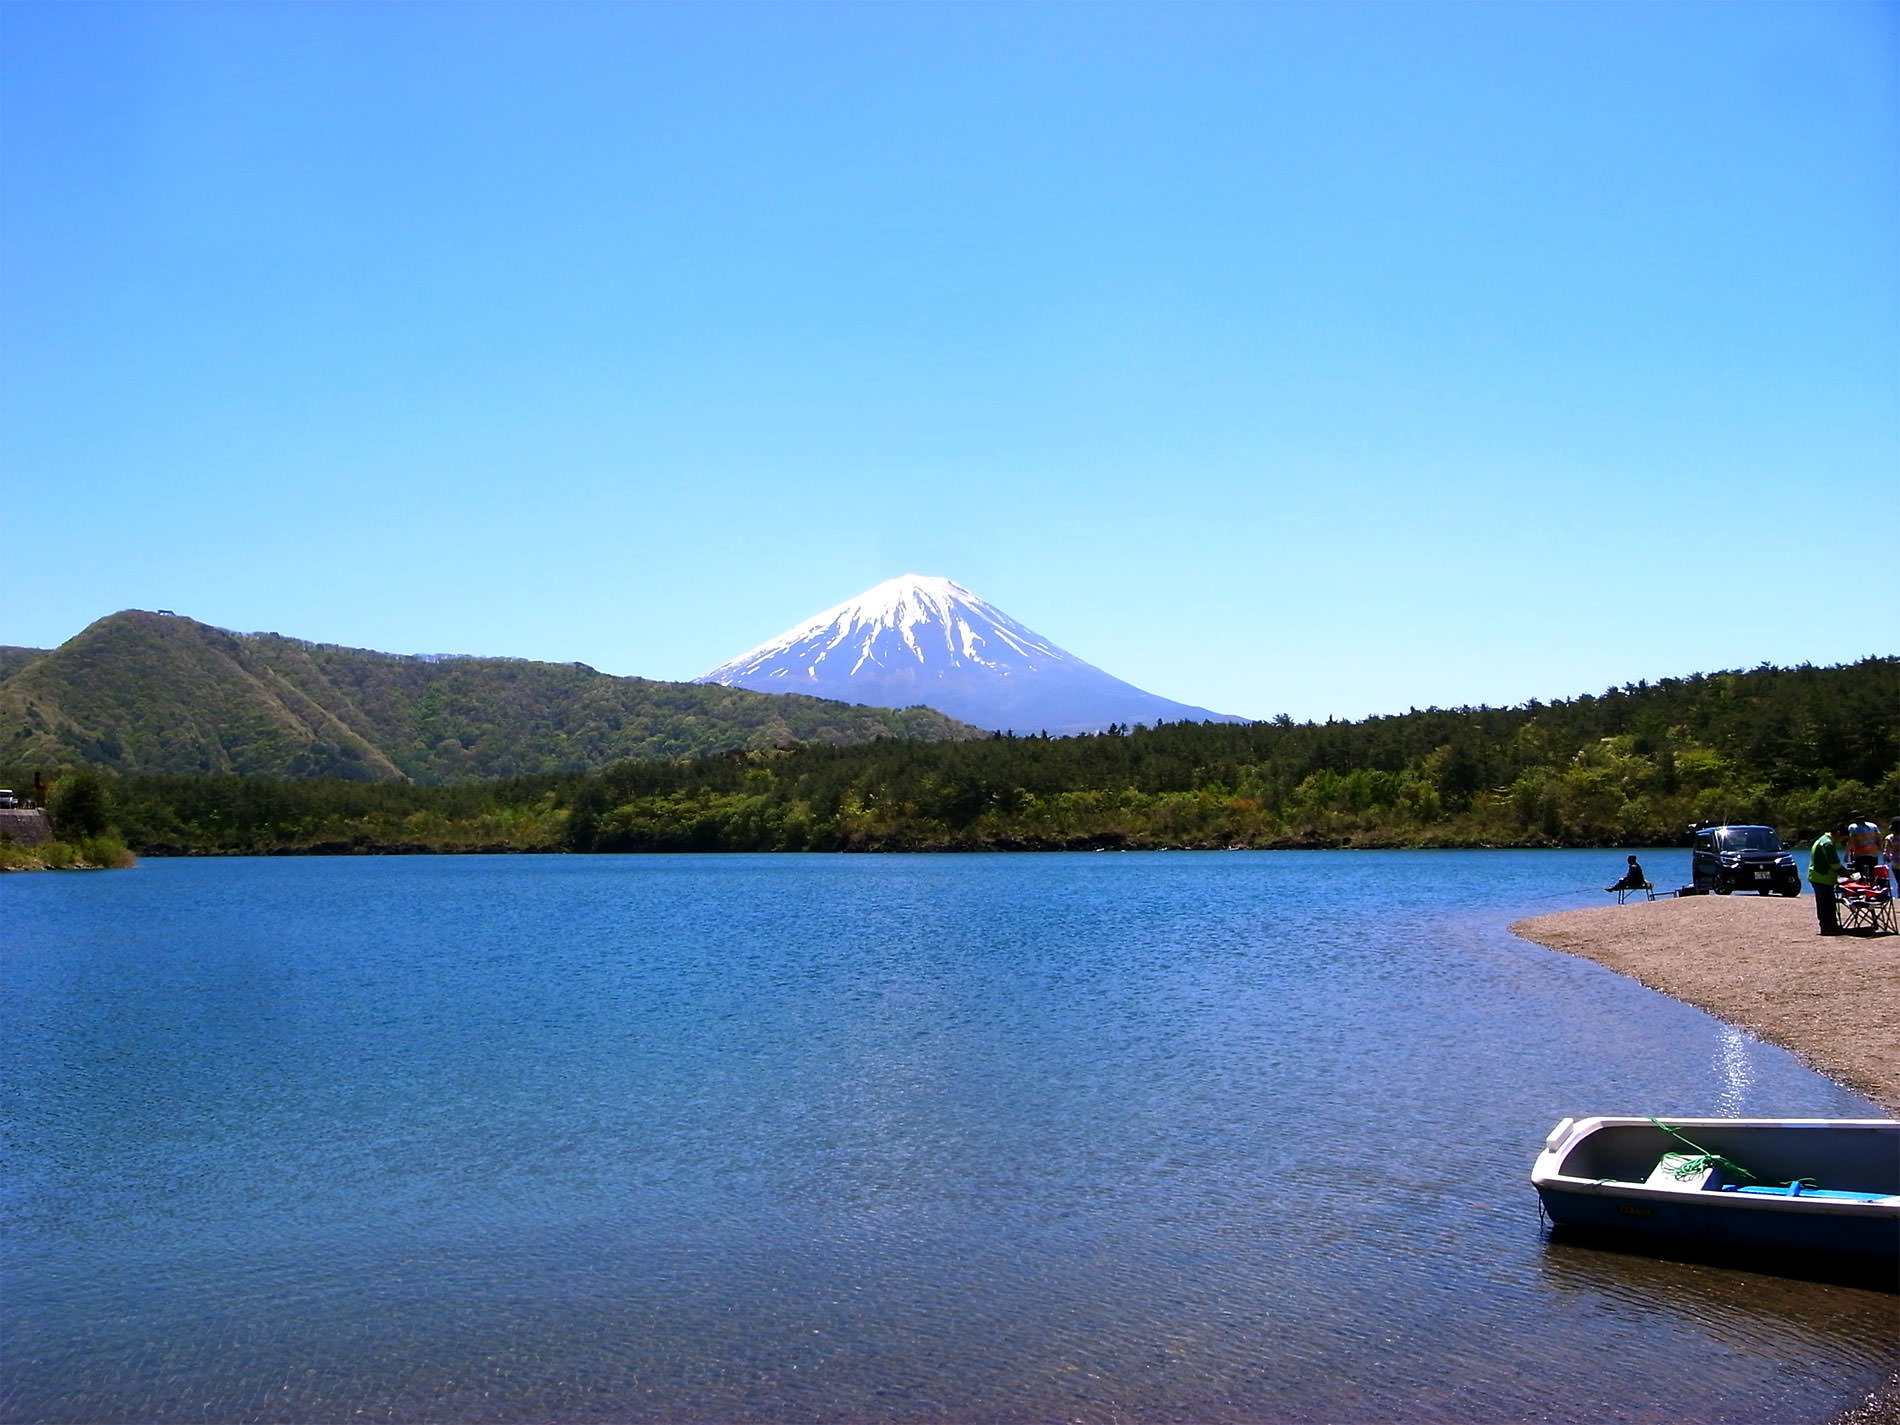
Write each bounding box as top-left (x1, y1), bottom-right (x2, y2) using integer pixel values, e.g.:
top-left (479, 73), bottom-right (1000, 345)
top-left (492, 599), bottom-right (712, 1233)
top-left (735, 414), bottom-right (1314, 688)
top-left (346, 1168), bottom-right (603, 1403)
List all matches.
top-left (696, 574), bottom-right (1244, 735)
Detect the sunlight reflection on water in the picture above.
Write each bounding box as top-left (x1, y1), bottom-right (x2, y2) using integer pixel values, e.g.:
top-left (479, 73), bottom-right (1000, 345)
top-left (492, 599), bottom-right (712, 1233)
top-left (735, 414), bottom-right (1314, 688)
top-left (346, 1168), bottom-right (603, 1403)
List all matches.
top-left (1713, 1026), bottom-right (1760, 1117)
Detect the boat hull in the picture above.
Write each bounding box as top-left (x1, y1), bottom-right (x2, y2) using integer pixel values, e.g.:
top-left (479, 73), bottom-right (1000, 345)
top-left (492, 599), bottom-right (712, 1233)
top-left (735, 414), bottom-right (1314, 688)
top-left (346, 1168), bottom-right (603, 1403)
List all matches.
top-left (1532, 1116), bottom-right (1900, 1263)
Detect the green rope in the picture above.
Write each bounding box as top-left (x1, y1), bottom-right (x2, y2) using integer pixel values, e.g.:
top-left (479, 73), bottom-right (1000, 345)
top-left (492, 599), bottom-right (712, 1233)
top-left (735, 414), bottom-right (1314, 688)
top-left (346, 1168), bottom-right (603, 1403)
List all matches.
top-left (1648, 1117), bottom-right (1817, 1191)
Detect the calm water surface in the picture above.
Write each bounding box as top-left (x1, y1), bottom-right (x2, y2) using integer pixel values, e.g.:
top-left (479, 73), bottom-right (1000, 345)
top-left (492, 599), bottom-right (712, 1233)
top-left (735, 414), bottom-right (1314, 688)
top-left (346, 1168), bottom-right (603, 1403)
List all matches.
top-left (2, 851), bottom-right (1892, 1424)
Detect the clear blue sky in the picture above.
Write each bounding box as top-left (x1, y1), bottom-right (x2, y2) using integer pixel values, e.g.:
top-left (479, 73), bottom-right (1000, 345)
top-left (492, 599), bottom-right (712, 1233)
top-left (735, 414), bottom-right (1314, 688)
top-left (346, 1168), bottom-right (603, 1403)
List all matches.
top-left (4, 1), bottom-right (1895, 723)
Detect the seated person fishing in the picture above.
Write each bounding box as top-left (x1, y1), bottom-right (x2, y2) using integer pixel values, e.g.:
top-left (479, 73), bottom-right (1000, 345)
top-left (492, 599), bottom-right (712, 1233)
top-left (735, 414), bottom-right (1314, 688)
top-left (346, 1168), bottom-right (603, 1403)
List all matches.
top-left (1606, 856), bottom-right (1646, 893)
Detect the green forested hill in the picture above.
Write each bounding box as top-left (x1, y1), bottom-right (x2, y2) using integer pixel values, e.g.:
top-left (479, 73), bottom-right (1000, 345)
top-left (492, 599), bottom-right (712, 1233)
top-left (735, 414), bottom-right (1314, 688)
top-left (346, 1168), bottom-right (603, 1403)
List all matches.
top-left (75, 654), bottom-right (1900, 857)
top-left (0, 611), bottom-right (980, 783)
top-left (559, 656), bottom-right (1898, 851)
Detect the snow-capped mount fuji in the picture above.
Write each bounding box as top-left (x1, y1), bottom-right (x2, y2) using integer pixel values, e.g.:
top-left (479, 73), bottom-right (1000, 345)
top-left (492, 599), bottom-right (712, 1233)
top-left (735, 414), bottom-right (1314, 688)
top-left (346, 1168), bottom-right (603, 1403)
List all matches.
top-left (696, 574), bottom-right (1244, 736)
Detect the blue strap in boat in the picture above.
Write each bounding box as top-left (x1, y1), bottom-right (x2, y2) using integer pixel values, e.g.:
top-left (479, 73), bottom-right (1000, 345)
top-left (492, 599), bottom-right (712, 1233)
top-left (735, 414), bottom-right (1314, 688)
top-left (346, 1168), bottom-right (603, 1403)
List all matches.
top-left (1727, 1185), bottom-right (1891, 1202)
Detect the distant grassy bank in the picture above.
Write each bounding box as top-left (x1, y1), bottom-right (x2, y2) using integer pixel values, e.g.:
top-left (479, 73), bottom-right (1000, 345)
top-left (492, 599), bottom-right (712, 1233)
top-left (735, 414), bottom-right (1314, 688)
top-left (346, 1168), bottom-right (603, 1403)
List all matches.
top-left (0, 835), bottom-right (136, 872)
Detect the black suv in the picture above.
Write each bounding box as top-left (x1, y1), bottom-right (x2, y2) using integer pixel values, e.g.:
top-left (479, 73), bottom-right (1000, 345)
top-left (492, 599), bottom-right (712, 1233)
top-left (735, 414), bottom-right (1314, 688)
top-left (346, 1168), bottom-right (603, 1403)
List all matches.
top-left (1690, 824), bottom-right (1801, 896)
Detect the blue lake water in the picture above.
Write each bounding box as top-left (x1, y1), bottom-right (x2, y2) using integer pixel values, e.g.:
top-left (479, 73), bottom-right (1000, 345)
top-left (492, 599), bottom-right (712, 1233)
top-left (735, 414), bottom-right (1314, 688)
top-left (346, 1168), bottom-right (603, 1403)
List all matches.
top-left (1, 851), bottom-right (1892, 1424)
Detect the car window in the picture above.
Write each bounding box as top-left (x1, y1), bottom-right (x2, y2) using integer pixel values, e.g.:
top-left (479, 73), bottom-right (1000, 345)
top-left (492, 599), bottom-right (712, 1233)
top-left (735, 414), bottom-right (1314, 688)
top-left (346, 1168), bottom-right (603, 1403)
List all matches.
top-left (1715, 828), bottom-right (1779, 852)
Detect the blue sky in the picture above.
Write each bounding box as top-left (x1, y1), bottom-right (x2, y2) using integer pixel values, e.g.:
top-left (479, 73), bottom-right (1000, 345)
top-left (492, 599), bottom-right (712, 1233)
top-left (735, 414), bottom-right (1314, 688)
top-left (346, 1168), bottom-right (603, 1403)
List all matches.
top-left (3, 1), bottom-right (1895, 723)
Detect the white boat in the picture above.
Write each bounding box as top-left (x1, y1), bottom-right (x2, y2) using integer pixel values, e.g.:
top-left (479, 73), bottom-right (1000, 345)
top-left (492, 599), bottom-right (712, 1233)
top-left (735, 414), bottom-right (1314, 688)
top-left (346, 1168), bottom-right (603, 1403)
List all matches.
top-left (1532, 1116), bottom-right (1900, 1263)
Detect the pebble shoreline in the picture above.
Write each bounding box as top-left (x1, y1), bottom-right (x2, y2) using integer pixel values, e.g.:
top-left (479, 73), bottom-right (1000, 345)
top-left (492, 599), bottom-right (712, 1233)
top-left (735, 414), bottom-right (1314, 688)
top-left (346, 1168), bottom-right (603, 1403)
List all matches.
top-left (1511, 894), bottom-right (1900, 1114)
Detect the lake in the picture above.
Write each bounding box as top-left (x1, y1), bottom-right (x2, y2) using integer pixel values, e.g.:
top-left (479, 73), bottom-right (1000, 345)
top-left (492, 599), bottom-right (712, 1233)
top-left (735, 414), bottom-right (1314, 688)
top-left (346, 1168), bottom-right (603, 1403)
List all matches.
top-left (1, 851), bottom-right (1892, 1423)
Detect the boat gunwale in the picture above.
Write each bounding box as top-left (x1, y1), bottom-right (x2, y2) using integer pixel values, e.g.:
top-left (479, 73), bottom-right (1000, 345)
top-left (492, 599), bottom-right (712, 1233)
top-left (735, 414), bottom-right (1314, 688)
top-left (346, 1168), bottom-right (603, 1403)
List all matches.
top-left (1532, 1116), bottom-right (1900, 1220)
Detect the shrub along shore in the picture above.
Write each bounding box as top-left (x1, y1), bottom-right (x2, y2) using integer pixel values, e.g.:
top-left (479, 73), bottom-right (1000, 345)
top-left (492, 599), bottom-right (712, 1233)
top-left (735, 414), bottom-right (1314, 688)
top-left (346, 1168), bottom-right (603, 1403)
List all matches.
top-left (0, 835), bottom-right (135, 872)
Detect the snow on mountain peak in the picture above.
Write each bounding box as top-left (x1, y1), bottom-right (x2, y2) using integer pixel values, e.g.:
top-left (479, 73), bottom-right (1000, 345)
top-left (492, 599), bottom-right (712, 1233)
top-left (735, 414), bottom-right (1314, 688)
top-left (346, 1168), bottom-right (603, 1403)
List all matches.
top-left (699, 574), bottom-right (1075, 684)
top-left (696, 574), bottom-right (1244, 735)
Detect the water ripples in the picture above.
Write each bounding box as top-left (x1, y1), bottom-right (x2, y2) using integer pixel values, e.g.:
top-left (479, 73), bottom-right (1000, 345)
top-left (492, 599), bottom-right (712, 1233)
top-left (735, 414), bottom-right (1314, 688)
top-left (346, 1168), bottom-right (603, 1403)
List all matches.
top-left (2, 851), bottom-right (1892, 1423)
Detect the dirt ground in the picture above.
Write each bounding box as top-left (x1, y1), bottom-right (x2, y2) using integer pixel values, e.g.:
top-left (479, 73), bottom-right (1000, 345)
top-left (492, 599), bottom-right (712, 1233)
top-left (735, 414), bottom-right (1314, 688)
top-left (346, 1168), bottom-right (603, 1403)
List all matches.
top-left (1511, 893), bottom-right (1899, 1425)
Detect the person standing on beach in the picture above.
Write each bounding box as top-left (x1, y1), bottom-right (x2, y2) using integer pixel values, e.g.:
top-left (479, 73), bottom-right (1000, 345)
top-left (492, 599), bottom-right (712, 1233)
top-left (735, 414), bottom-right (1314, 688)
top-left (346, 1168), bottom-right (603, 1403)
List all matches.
top-left (1885, 819), bottom-right (1900, 876)
top-left (1808, 824), bottom-right (1847, 935)
top-left (1845, 814), bottom-right (1881, 878)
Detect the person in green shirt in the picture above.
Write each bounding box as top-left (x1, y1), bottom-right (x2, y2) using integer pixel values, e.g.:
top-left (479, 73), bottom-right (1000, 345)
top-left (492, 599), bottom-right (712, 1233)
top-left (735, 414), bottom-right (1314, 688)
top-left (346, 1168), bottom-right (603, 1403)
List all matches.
top-left (1807, 824), bottom-right (1847, 936)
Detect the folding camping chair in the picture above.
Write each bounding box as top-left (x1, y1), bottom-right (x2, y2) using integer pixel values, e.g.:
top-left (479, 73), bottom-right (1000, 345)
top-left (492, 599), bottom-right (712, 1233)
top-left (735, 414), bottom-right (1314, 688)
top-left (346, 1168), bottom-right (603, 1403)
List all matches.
top-left (1834, 872), bottom-right (1898, 936)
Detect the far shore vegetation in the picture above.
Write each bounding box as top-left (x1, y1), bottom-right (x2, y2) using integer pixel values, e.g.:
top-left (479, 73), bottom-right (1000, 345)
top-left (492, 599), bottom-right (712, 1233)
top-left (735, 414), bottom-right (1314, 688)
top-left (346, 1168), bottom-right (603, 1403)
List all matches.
top-left (0, 771), bottom-right (136, 871)
top-left (0, 838), bottom-right (137, 872)
top-left (8, 659), bottom-right (1893, 862)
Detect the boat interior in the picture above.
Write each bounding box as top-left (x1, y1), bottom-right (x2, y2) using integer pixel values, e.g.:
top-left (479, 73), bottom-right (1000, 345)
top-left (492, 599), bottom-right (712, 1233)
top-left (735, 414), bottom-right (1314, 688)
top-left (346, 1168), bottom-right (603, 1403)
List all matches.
top-left (1554, 1121), bottom-right (1900, 1196)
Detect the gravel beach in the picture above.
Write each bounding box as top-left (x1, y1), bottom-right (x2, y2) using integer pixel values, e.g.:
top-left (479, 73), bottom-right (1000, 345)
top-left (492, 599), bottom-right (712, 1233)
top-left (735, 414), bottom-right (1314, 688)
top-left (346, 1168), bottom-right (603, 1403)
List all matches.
top-left (1511, 892), bottom-right (1899, 1425)
top-left (1512, 893), bottom-right (1900, 1114)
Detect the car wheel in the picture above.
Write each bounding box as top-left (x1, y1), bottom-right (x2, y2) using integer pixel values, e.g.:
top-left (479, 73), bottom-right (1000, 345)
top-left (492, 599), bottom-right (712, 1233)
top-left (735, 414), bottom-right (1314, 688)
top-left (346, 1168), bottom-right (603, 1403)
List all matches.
top-left (1715, 884), bottom-right (1732, 894)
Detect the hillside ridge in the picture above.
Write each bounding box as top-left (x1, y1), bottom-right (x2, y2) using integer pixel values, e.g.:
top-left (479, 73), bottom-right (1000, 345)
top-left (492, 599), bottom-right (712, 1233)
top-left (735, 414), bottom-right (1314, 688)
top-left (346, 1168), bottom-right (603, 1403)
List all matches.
top-left (0, 610), bottom-right (982, 782)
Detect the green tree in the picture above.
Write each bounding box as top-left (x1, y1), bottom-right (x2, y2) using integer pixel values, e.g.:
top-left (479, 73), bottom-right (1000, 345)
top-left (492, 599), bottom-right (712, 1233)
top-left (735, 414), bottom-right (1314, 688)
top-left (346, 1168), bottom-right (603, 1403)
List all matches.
top-left (48, 771), bottom-right (111, 839)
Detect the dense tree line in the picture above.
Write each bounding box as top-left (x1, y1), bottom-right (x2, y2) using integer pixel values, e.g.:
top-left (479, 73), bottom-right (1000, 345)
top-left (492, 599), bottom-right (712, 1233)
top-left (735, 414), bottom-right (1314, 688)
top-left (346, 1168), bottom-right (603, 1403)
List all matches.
top-left (567, 658), bottom-right (1896, 851)
top-left (20, 657), bottom-right (1892, 858)
top-left (83, 773), bottom-right (574, 856)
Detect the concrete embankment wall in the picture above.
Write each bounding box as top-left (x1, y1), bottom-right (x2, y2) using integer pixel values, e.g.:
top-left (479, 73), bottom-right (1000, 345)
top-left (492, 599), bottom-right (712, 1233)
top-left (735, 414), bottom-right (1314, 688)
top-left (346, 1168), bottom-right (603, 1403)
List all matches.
top-left (0, 809), bottom-right (54, 847)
